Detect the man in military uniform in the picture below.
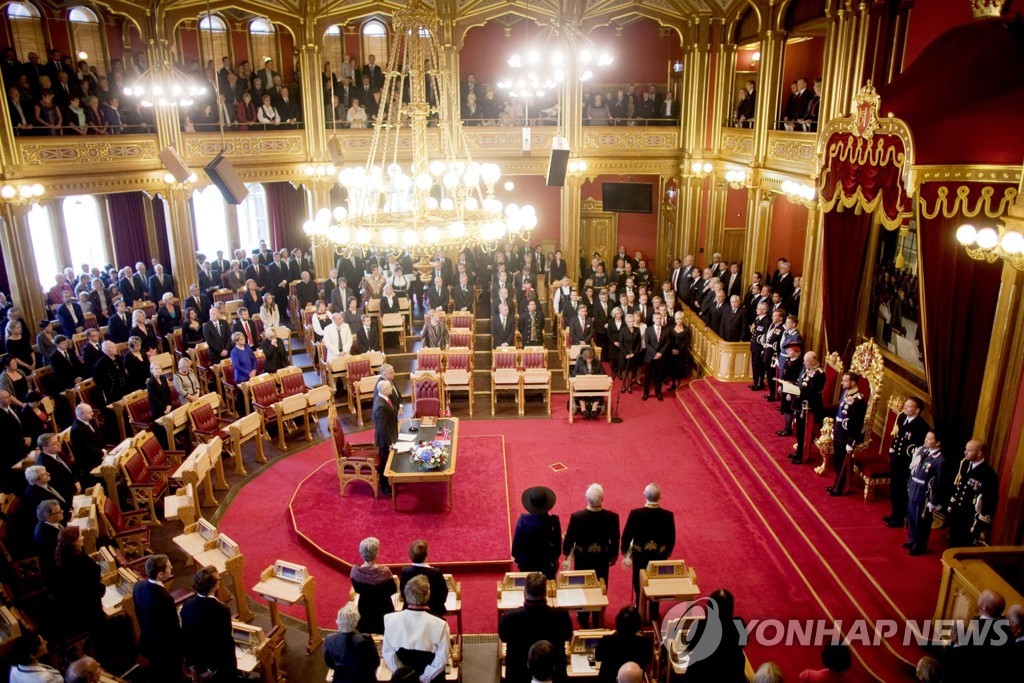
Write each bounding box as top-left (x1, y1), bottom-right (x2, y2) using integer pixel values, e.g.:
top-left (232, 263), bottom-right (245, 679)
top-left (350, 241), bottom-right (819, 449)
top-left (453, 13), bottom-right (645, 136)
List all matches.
top-left (762, 309), bottom-right (785, 401)
top-left (562, 484), bottom-right (620, 628)
top-left (621, 483), bottom-right (675, 619)
top-left (946, 440), bottom-right (999, 548)
top-left (905, 431), bottom-right (948, 555)
top-left (884, 397), bottom-right (930, 528)
top-left (826, 372), bottom-right (867, 495)
top-left (748, 301), bottom-right (770, 391)
top-left (775, 341), bottom-right (804, 437)
top-left (788, 351), bottom-right (826, 464)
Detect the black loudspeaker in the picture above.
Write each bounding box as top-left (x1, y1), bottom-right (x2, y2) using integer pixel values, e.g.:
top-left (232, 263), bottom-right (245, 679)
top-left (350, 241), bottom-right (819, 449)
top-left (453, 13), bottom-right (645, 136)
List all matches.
top-left (204, 153), bottom-right (249, 205)
top-left (328, 137), bottom-right (345, 165)
top-left (546, 148), bottom-right (570, 187)
top-left (158, 146), bottom-right (191, 183)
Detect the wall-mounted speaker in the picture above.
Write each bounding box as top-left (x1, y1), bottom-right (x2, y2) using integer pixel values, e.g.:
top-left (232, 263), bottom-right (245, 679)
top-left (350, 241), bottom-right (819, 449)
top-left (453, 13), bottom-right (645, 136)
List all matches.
top-left (158, 146), bottom-right (191, 183)
top-left (546, 148), bottom-right (570, 187)
top-left (204, 153), bottom-right (249, 205)
top-left (328, 137), bottom-right (345, 165)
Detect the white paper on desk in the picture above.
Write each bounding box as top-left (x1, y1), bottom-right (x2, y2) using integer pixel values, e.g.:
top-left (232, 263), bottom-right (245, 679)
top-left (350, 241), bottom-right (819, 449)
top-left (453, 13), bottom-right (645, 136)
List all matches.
top-left (393, 442), bottom-right (414, 453)
top-left (780, 380), bottom-right (800, 396)
top-left (570, 654), bottom-right (596, 674)
top-left (558, 588), bottom-right (587, 606)
top-left (101, 586), bottom-right (122, 611)
top-left (397, 433), bottom-right (416, 442)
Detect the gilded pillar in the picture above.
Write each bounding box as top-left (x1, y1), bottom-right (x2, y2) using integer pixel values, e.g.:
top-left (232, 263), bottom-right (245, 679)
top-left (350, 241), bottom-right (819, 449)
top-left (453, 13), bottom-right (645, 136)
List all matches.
top-left (751, 29), bottom-right (785, 164)
top-left (305, 181), bottom-right (333, 276)
top-left (142, 196), bottom-right (160, 261)
top-left (298, 43), bottom-right (328, 162)
top-left (710, 41), bottom-right (738, 155)
top-left (799, 207), bottom-right (825, 352)
top-left (0, 86), bottom-right (22, 173)
top-left (681, 18), bottom-right (712, 157)
top-left (0, 203), bottom-right (44, 327)
top-left (742, 186), bottom-right (774, 279)
top-left (162, 189), bottom-right (198, 301)
top-left (705, 178), bottom-right (728, 258)
top-left (679, 175), bottom-right (704, 259)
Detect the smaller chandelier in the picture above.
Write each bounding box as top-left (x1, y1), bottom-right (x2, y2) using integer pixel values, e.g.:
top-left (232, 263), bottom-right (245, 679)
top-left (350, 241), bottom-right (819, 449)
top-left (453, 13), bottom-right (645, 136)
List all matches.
top-left (497, 21), bottom-right (613, 98)
top-left (780, 180), bottom-right (817, 206)
top-left (125, 60), bottom-right (206, 108)
top-left (957, 223), bottom-right (1024, 270)
top-left (0, 183), bottom-right (44, 205)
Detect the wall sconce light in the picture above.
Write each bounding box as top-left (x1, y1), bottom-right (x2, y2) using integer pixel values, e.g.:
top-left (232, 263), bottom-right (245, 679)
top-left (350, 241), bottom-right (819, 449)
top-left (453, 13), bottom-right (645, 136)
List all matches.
top-left (957, 223), bottom-right (1024, 271)
top-left (304, 163), bottom-right (337, 180)
top-left (689, 161), bottom-right (713, 179)
top-left (725, 170), bottom-right (749, 189)
top-left (672, 61), bottom-right (684, 74)
top-left (0, 183), bottom-right (45, 205)
top-left (780, 180), bottom-right (816, 207)
top-left (567, 159), bottom-right (589, 176)
top-left (163, 172), bottom-right (198, 191)
top-left (751, 51), bottom-right (761, 69)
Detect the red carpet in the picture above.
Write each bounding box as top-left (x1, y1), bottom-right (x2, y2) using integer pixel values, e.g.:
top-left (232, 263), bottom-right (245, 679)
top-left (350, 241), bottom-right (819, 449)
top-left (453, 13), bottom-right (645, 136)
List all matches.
top-left (218, 378), bottom-right (935, 681)
top-left (288, 435), bottom-right (512, 567)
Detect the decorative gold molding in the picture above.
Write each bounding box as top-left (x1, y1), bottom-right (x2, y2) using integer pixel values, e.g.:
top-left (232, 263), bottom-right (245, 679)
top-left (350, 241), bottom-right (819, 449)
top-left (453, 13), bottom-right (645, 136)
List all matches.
top-left (911, 165), bottom-right (1022, 188)
top-left (720, 128), bottom-right (754, 160)
top-left (581, 128), bottom-right (680, 152)
top-left (181, 132), bottom-right (305, 161)
top-left (17, 137), bottom-right (160, 168)
top-left (766, 130), bottom-right (816, 166)
top-left (919, 185), bottom-right (1018, 221)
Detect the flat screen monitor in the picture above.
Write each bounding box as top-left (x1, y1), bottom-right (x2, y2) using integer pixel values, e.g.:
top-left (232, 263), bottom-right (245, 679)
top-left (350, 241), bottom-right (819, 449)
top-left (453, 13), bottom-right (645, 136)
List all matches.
top-left (602, 182), bottom-right (653, 214)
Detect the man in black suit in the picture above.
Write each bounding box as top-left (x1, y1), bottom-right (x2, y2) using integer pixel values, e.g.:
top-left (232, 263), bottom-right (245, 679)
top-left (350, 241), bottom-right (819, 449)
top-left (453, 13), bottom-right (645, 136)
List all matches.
top-left (719, 295), bottom-right (746, 342)
top-left (568, 305), bottom-right (594, 346)
top-left (562, 484), bottom-right (619, 628)
top-left (427, 276), bottom-right (450, 311)
top-left (883, 396), bottom-right (930, 528)
top-left (245, 255), bottom-right (268, 293)
top-left (491, 286), bottom-right (516, 319)
top-left (33, 499), bottom-right (64, 580)
top-left (498, 572), bottom-right (573, 683)
top-left (451, 273), bottom-right (474, 313)
top-left (117, 268), bottom-right (141, 307)
top-left (548, 251), bottom-right (567, 284)
top-left (591, 289), bottom-right (612, 359)
top-left (491, 303), bottom-right (515, 348)
top-left (294, 271), bottom-right (319, 310)
top-left (701, 289), bottom-right (727, 332)
top-left (353, 314), bottom-right (379, 354)
top-left (373, 381), bottom-right (398, 496)
top-left (232, 308), bottom-right (260, 349)
top-left (184, 284), bottom-right (211, 324)
top-left (56, 290), bottom-right (85, 337)
top-left (621, 484), bottom-right (675, 615)
top-left (35, 433), bottom-right (79, 504)
top-left (0, 391), bottom-right (30, 491)
top-left (148, 264), bottom-right (174, 302)
top-left (181, 566), bottom-right (237, 682)
top-left (80, 328), bottom-right (104, 376)
top-left (642, 313), bottom-right (670, 401)
top-left (399, 540), bottom-right (449, 618)
top-left (211, 251), bottom-right (230, 276)
top-left (947, 440), bottom-right (999, 548)
top-left (203, 307), bottom-right (232, 362)
top-left (197, 263), bottom-right (219, 299)
top-left (70, 403), bottom-right (106, 483)
top-left (336, 252), bottom-right (364, 291)
top-left (133, 555), bottom-right (183, 683)
top-left (362, 55), bottom-right (384, 90)
top-left (108, 299), bottom-right (133, 342)
top-left (50, 335), bottom-right (86, 389)
top-left (770, 259), bottom-right (795, 303)
top-left (723, 263), bottom-right (743, 299)
top-left (267, 252), bottom-right (290, 306)
top-left (94, 341), bottom-right (130, 407)
top-left (7, 85), bottom-right (31, 133)
top-left (23, 465), bottom-right (69, 517)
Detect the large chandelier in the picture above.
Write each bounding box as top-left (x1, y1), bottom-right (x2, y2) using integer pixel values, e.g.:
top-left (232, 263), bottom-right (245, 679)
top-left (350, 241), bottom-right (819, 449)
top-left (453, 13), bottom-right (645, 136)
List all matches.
top-left (124, 57), bottom-right (206, 108)
top-left (304, 3), bottom-right (535, 259)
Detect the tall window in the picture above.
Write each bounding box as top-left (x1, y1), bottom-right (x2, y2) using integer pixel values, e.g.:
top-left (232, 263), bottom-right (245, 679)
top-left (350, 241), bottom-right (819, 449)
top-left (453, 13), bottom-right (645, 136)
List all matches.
top-left (68, 7), bottom-right (107, 72)
top-left (27, 204), bottom-right (58, 289)
top-left (323, 24), bottom-right (344, 77)
top-left (237, 183), bottom-right (269, 249)
top-left (6, 2), bottom-right (45, 62)
top-left (249, 18), bottom-right (279, 73)
top-left (198, 14), bottom-right (230, 70)
top-left (192, 186), bottom-right (230, 256)
top-left (361, 20), bottom-right (388, 68)
top-left (62, 195), bottom-right (109, 268)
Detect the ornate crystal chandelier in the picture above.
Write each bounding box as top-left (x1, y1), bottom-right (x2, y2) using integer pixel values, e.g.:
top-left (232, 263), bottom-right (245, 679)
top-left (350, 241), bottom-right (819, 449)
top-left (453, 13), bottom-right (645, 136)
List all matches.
top-left (304, 3), bottom-right (536, 259)
top-left (124, 57), bottom-right (206, 108)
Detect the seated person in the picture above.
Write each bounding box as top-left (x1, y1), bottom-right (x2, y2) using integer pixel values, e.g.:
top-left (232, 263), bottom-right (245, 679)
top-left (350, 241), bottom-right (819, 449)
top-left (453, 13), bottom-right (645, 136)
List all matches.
top-left (571, 346), bottom-right (605, 418)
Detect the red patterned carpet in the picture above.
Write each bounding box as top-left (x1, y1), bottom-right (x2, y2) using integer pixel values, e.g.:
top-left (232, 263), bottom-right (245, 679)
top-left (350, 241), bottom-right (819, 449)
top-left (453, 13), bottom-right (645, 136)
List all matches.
top-left (217, 378), bottom-right (938, 681)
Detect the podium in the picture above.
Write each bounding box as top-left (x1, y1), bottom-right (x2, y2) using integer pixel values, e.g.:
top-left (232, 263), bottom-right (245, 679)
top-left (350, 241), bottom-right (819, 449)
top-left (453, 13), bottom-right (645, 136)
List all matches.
top-left (252, 560), bottom-right (322, 654)
top-left (172, 519), bottom-right (254, 622)
top-left (639, 561), bottom-right (699, 623)
top-left (233, 621), bottom-right (286, 683)
top-left (554, 570), bottom-right (608, 619)
top-left (568, 375), bottom-right (613, 423)
top-left (567, 629), bottom-right (615, 677)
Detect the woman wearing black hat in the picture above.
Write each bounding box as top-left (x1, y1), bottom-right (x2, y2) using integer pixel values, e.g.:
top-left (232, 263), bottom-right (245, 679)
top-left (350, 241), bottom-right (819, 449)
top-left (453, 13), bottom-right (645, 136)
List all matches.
top-left (19, 391), bottom-right (50, 443)
top-left (511, 487), bottom-right (562, 579)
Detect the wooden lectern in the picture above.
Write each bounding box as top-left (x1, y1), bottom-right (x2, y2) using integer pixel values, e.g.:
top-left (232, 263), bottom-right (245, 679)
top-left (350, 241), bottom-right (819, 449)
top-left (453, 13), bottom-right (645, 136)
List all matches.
top-left (252, 560), bottom-right (323, 654)
top-left (639, 560), bottom-right (699, 624)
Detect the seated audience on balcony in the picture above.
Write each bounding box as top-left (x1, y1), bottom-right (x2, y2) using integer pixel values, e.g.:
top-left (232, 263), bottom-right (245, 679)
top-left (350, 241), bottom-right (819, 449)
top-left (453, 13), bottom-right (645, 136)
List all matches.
top-left (587, 95), bottom-right (612, 125)
top-left (275, 87), bottom-right (300, 127)
top-left (101, 97), bottom-right (124, 133)
top-left (8, 86), bottom-right (31, 133)
top-left (236, 91), bottom-right (258, 131)
top-left (366, 90), bottom-right (382, 121)
top-left (94, 74), bottom-right (113, 102)
top-left (347, 98), bottom-right (368, 129)
top-left (659, 90), bottom-right (679, 122)
top-left (480, 88), bottom-right (500, 124)
top-left (798, 78), bottom-right (822, 132)
top-left (782, 77), bottom-right (812, 131)
top-left (64, 95), bottom-right (87, 135)
top-left (462, 92), bottom-right (482, 125)
top-left (257, 94), bottom-right (281, 126)
top-left (321, 61), bottom-right (338, 102)
top-left (52, 71), bottom-right (75, 108)
top-left (34, 89), bottom-right (61, 135)
top-left (250, 75), bottom-right (266, 107)
top-left (84, 96), bottom-right (107, 134)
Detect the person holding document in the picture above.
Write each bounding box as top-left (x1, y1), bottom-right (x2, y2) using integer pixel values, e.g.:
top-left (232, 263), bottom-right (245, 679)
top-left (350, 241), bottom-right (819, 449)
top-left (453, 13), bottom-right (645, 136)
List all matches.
top-left (788, 351), bottom-right (825, 464)
top-left (775, 341), bottom-right (804, 437)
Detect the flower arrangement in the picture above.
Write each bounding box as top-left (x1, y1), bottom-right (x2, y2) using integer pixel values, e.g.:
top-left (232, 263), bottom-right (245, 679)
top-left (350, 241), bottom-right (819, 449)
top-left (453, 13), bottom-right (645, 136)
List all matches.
top-left (410, 440), bottom-right (448, 470)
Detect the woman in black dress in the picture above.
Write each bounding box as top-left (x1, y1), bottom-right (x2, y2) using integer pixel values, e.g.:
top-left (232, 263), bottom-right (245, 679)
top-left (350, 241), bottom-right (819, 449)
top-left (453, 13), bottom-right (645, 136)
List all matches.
top-left (343, 297), bottom-right (362, 333)
top-left (617, 313), bottom-right (642, 393)
top-left (3, 320), bottom-right (36, 371)
top-left (123, 337), bottom-right (150, 391)
top-left (242, 279), bottom-right (263, 316)
top-left (0, 354), bottom-right (30, 406)
top-left (667, 310), bottom-right (691, 391)
top-left (147, 362), bottom-right (175, 419)
top-left (19, 391), bottom-right (50, 443)
top-left (183, 308), bottom-right (205, 349)
top-left (349, 537), bottom-right (396, 634)
top-left (53, 526), bottom-right (105, 637)
top-left (155, 295), bottom-right (182, 336)
top-left (130, 310), bottom-right (161, 354)
top-left (606, 307), bottom-right (624, 372)
top-left (595, 607), bottom-right (654, 683)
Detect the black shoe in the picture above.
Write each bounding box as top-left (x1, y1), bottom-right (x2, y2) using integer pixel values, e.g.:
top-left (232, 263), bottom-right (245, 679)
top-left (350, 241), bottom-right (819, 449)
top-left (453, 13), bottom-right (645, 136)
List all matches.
top-left (825, 487), bottom-right (835, 494)
top-left (829, 489), bottom-right (844, 497)
top-left (790, 458), bottom-right (803, 465)
top-left (641, 394), bottom-right (649, 401)
top-left (748, 384), bottom-right (759, 391)
top-left (776, 429), bottom-right (792, 437)
top-left (885, 518), bottom-right (904, 528)
top-left (909, 548), bottom-right (927, 556)
top-left (381, 486), bottom-right (393, 497)
top-left (901, 543), bottom-right (912, 549)
top-left (656, 395), bottom-right (664, 402)
top-left (882, 516), bottom-right (893, 524)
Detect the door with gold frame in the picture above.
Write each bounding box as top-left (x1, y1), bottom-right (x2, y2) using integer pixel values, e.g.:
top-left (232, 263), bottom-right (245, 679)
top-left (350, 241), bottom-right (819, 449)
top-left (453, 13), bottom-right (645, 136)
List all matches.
top-left (580, 198), bottom-right (618, 270)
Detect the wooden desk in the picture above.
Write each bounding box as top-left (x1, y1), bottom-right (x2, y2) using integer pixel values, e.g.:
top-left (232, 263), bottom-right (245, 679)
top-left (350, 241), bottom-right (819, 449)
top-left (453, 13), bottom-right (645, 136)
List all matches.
top-left (639, 575), bottom-right (699, 624)
top-left (252, 565), bottom-right (322, 654)
top-left (384, 418), bottom-right (459, 512)
top-left (173, 521), bottom-right (254, 622)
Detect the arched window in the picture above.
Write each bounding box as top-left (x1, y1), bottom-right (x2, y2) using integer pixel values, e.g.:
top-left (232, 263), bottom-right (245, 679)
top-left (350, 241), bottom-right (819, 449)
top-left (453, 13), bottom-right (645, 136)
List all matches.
top-left (198, 13), bottom-right (231, 71)
top-left (237, 183), bottom-right (269, 248)
top-left (191, 186), bottom-right (230, 256)
top-left (68, 6), bottom-right (107, 73)
top-left (249, 18), bottom-right (280, 75)
top-left (323, 24), bottom-right (345, 78)
top-left (62, 195), bottom-right (109, 268)
top-left (27, 204), bottom-right (59, 290)
top-left (6, 3), bottom-right (46, 64)
top-left (361, 19), bottom-right (388, 69)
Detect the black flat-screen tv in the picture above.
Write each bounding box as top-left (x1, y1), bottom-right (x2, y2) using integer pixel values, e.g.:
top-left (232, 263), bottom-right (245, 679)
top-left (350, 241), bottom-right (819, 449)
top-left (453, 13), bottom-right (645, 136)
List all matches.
top-left (602, 182), bottom-right (653, 214)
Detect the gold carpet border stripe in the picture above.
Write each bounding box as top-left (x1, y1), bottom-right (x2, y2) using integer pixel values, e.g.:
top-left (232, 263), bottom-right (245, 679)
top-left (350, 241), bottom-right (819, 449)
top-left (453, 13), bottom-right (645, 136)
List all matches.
top-left (691, 380), bottom-right (916, 669)
top-left (673, 388), bottom-right (887, 683)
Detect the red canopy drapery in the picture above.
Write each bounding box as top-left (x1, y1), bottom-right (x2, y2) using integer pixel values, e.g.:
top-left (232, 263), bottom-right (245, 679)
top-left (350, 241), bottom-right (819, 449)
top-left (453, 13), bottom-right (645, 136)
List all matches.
top-left (818, 131), bottom-right (910, 230)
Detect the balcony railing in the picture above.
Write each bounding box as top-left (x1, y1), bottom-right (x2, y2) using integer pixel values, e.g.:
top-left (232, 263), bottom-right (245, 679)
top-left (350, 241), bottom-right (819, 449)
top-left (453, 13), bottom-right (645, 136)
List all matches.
top-left (16, 132), bottom-right (161, 175)
top-left (683, 307), bottom-right (753, 382)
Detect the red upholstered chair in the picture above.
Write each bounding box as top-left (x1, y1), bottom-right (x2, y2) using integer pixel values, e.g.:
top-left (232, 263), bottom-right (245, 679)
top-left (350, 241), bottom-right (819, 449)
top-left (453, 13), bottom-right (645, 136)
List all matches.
top-left (249, 374), bottom-right (282, 434)
top-left (121, 451), bottom-right (169, 522)
top-left (100, 494), bottom-right (150, 559)
top-left (822, 352), bottom-right (844, 414)
top-left (443, 348), bottom-right (473, 417)
top-left (450, 331), bottom-right (472, 350)
top-left (72, 333), bottom-right (89, 358)
top-left (345, 356), bottom-right (373, 416)
top-left (412, 372), bottom-right (443, 418)
top-left (124, 391), bottom-right (156, 435)
top-left (82, 313), bottom-right (99, 331)
top-left (74, 378), bottom-right (107, 429)
top-left (853, 394), bottom-right (903, 501)
top-left (332, 416), bottom-right (379, 498)
top-left (450, 312), bottom-right (473, 330)
top-left (188, 401), bottom-right (231, 444)
top-left (277, 367), bottom-right (308, 398)
top-left (133, 301), bottom-right (156, 319)
top-left (170, 329), bottom-right (185, 362)
top-left (215, 359), bottom-right (241, 416)
top-left (492, 348), bottom-right (519, 370)
top-left (416, 348), bottom-right (443, 374)
top-left (255, 349), bottom-right (266, 376)
top-left (135, 431), bottom-right (185, 469)
top-left (192, 343), bottom-right (213, 391)
top-left (212, 288), bottom-right (234, 305)
top-left (521, 347), bottom-right (547, 369)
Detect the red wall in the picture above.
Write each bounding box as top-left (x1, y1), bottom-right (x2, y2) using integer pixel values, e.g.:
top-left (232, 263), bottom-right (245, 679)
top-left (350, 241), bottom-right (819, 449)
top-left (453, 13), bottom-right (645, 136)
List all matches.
top-left (582, 175), bottom-right (659, 269)
top-left (588, 20), bottom-right (683, 87)
top-left (736, 47), bottom-right (759, 71)
top-left (495, 175), bottom-right (562, 245)
top-left (767, 199), bottom-right (807, 274)
top-left (724, 187), bottom-right (748, 228)
top-left (459, 20), bottom-right (540, 83)
top-left (781, 36), bottom-right (825, 91)
top-left (904, 0), bottom-right (975, 68)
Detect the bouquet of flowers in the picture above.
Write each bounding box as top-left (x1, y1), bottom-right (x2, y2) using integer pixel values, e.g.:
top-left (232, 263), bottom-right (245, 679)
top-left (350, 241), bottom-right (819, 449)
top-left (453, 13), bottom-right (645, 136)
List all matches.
top-left (410, 440), bottom-right (448, 470)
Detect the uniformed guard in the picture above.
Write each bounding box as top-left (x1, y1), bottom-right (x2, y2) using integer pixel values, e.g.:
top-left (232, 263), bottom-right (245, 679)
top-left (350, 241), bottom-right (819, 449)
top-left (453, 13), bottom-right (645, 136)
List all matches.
top-left (883, 397), bottom-right (930, 528)
top-left (762, 309), bottom-right (785, 401)
top-left (621, 483), bottom-right (675, 620)
top-left (905, 431), bottom-right (947, 555)
top-left (789, 351), bottom-right (826, 464)
top-left (562, 484), bottom-right (620, 628)
top-left (946, 440), bottom-right (999, 548)
top-left (827, 372), bottom-right (867, 495)
top-left (748, 302), bottom-right (770, 391)
top-left (775, 341), bottom-right (803, 436)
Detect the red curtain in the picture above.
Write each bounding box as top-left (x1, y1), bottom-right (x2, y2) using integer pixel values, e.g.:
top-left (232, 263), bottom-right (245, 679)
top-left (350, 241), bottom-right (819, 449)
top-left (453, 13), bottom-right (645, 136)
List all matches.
top-left (821, 209), bottom-right (872, 359)
top-left (819, 132), bottom-right (910, 227)
top-left (266, 182), bottom-right (309, 250)
top-left (152, 195), bottom-right (172, 268)
top-left (107, 192), bottom-right (150, 268)
top-left (918, 190), bottom-right (1003, 451)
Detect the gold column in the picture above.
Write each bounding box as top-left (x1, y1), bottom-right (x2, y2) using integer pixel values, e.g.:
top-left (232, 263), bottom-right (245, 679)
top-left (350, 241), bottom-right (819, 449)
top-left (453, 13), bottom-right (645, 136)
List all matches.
top-left (0, 85), bottom-right (22, 173)
top-left (0, 203), bottom-right (45, 327)
top-left (142, 195), bottom-right (160, 260)
top-left (560, 176), bottom-right (583, 284)
top-left (679, 175), bottom-right (704, 259)
top-left (799, 207), bottom-right (825, 352)
top-left (305, 182), bottom-right (333, 276)
top-left (751, 29), bottom-right (785, 163)
top-left (681, 18), bottom-right (712, 157)
top-left (710, 41), bottom-right (738, 155)
top-left (298, 42), bottom-right (327, 162)
top-left (742, 186), bottom-right (774, 278)
top-left (705, 178), bottom-right (728, 258)
top-left (818, 5), bottom-right (844, 125)
top-left (48, 202), bottom-right (73, 270)
top-left (162, 189), bottom-right (198, 301)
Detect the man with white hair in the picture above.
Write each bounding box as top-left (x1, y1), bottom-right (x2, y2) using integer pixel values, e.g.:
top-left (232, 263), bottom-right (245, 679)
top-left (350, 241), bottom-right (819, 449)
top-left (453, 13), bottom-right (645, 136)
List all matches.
top-left (322, 311), bottom-right (353, 362)
top-left (373, 380), bottom-right (399, 497)
top-left (148, 263), bottom-right (174, 301)
top-left (621, 484), bottom-right (675, 618)
top-left (616, 662), bottom-right (643, 683)
top-left (562, 484), bottom-right (620, 628)
top-left (23, 465), bottom-right (68, 517)
top-left (324, 602), bottom-right (380, 680)
top-left (382, 576), bottom-right (450, 682)
top-left (70, 402), bottom-right (106, 481)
